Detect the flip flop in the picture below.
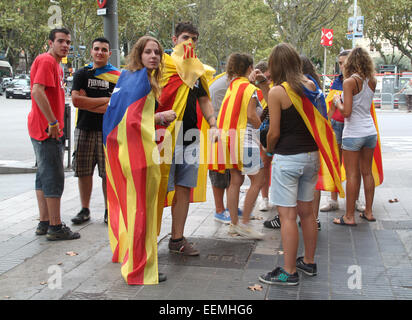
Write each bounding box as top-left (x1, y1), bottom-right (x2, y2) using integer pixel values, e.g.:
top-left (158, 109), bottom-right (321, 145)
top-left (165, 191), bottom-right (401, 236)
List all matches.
top-left (359, 213), bottom-right (376, 222)
top-left (333, 215), bottom-right (357, 227)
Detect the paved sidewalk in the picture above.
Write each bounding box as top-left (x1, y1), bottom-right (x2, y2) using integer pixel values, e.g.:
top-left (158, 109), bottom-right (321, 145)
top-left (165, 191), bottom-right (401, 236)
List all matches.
top-left (0, 151), bottom-right (411, 300)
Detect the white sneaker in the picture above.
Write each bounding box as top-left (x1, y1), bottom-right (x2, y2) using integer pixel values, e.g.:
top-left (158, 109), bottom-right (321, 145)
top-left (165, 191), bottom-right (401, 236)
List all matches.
top-left (259, 198), bottom-right (270, 211)
top-left (233, 223), bottom-right (264, 240)
top-left (355, 200), bottom-right (366, 213)
top-left (320, 200), bottom-right (339, 212)
top-left (228, 223), bottom-right (238, 235)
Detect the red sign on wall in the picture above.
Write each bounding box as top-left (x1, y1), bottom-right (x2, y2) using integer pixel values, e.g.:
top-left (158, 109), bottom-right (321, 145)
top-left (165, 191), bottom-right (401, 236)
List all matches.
top-left (321, 29), bottom-right (334, 46)
top-left (97, 0), bottom-right (107, 9)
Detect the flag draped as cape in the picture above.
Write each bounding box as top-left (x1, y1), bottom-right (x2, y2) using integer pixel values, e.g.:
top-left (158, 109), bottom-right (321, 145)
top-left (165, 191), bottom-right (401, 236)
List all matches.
top-left (103, 68), bottom-right (161, 285)
top-left (318, 78), bottom-right (384, 191)
top-left (209, 77), bottom-right (257, 173)
top-left (282, 82), bottom-right (345, 197)
top-left (155, 40), bottom-right (212, 235)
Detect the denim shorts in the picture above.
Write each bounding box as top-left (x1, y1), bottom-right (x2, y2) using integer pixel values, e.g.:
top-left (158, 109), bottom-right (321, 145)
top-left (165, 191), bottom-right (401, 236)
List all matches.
top-left (342, 135), bottom-right (377, 152)
top-left (331, 119), bottom-right (344, 145)
top-left (209, 169), bottom-right (230, 189)
top-left (31, 137), bottom-right (65, 198)
top-left (167, 143), bottom-right (199, 192)
top-left (242, 146), bottom-right (263, 175)
top-left (270, 152), bottom-right (320, 207)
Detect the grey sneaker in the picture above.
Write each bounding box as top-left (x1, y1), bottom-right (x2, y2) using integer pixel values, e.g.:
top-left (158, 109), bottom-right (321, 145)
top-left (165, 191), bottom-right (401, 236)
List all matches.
top-left (71, 208), bottom-right (90, 225)
top-left (259, 267), bottom-right (299, 286)
top-left (168, 237), bottom-right (199, 256)
top-left (46, 223), bottom-right (81, 241)
top-left (296, 256), bottom-right (317, 276)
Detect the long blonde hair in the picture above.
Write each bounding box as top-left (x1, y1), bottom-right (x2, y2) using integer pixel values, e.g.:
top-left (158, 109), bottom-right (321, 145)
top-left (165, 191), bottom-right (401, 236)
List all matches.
top-left (126, 36), bottom-right (163, 98)
top-left (268, 43), bottom-right (306, 97)
top-left (343, 46), bottom-right (375, 80)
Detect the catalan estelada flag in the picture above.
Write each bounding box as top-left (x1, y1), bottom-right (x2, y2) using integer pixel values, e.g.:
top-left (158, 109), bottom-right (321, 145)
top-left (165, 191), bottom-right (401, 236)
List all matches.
top-left (320, 78), bottom-right (384, 190)
top-left (103, 68), bottom-right (161, 285)
top-left (282, 82), bottom-right (345, 197)
top-left (155, 40), bottom-right (211, 235)
top-left (209, 77), bottom-right (257, 173)
top-left (74, 63), bottom-right (121, 125)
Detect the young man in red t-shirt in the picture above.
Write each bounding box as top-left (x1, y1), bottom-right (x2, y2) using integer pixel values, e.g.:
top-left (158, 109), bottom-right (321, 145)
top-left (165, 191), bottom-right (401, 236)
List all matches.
top-left (28, 28), bottom-right (80, 241)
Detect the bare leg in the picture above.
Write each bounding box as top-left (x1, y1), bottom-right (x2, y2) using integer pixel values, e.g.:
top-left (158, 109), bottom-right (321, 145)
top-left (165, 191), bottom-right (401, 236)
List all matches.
top-left (313, 190), bottom-right (321, 220)
top-left (212, 186), bottom-right (226, 213)
top-left (36, 190), bottom-right (49, 222)
top-left (298, 200), bottom-right (317, 264)
top-left (227, 169), bottom-right (244, 225)
top-left (46, 197), bottom-right (62, 226)
top-left (359, 147), bottom-right (376, 220)
top-left (243, 170), bottom-right (265, 224)
top-left (78, 175), bottom-right (93, 209)
top-left (171, 185), bottom-right (191, 239)
top-left (278, 206), bottom-right (298, 274)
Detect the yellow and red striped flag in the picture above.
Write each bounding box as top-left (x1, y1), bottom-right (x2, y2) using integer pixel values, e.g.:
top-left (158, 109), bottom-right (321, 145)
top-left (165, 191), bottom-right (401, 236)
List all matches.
top-left (319, 80), bottom-right (384, 190)
top-left (155, 40), bottom-right (211, 235)
top-left (209, 77), bottom-right (257, 173)
top-left (103, 68), bottom-right (161, 285)
top-left (282, 82), bottom-right (345, 197)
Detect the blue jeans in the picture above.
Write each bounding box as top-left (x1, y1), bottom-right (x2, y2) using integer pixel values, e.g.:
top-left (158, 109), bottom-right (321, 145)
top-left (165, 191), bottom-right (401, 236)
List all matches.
top-left (31, 137), bottom-right (65, 198)
top-left (270, 152), bottom-right (320, 207)
top-left (331, 119), bottom-right (344, 145)
top-left (342, 135), bottom-right (377, 151)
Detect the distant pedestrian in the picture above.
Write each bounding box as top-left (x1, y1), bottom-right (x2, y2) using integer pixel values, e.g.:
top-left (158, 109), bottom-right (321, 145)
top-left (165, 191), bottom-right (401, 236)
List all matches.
top-left (331, 47), bottom-right (378, 225)
top-left (399, 79), bottom-right (412, 112)
top-left (70, 37), bottom-right (120, 225)
top-left (29, 28), bottom-right (80, 241)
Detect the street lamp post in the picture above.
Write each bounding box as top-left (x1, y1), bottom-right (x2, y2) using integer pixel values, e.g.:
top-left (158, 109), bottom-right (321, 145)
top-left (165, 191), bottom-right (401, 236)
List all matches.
top-left (171, 3), bottom-right (197, 37)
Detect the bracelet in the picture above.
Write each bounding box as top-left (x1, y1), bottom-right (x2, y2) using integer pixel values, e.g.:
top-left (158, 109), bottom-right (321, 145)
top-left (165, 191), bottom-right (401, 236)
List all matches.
top-left (49, 120), bottom-right (58, 127)
top-left (266, 152), bottom-right (274, 157)
top-left (255, 77), bottom-right (267, 86)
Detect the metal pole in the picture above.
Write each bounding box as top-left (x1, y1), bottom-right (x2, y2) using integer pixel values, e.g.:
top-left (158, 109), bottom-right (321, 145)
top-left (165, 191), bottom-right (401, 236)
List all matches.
top-left (323, 46), bottom-right (327, 94)
top-left (352, 0), bottom-right (357, 49)
top-left (103, 0), bottom-right (120, 68)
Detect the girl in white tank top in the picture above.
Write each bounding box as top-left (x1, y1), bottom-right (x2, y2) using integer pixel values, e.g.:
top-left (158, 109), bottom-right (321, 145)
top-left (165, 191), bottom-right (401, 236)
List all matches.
top-left (342, 74), bottom-right (377, 139)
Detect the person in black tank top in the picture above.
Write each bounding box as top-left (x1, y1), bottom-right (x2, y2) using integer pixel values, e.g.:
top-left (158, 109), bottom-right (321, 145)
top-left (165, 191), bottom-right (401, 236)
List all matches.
top-left (256, 43), bottom-right (320, 286)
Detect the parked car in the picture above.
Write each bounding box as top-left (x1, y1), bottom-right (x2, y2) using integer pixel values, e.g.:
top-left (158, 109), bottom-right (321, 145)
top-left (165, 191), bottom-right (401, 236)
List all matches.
top-left (1, 77), bottom-right (13, 92)
top-left (5, 79), bottom-right (31, 99)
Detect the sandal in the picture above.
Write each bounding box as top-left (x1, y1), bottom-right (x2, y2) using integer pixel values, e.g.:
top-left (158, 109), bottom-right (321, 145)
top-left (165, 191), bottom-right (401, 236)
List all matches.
top-left (333, 215), bottom-right (357, 227)
top-left (359, 213), bottom-right (376, 222)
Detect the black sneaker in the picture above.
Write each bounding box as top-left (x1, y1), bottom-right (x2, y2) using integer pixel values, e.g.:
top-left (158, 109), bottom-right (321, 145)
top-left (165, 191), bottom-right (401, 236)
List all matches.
top-left (296, 256), bottom-right (317, 276)
top-left (104, 209), bottom-right (108, 224)
top-left (264, 215), bottom-right (281, 229)
top-left (259, 267), bottom-right (299, 286)
top-left (158, 273), bottom-right (167, 283)
top-left (46, 223), bottom-right (81, 241)
top-left (71, 208), bottom-right (90, 225)
top-left (35, 221), bottom-right (49, 235)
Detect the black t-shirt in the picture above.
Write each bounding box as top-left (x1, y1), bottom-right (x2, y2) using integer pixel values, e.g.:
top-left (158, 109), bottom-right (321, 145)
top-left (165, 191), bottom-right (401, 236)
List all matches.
top-left (182, 79), bottom-right (208, 146)
top-left (72, 66), bottom-right (116, 131)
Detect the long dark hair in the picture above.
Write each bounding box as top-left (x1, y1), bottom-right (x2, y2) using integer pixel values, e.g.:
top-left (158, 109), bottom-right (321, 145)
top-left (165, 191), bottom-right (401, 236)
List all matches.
top-left (301, 55), bottom-right (322, 88)
top-left (226, 53), bottom-right (253, 80)
top-left (268, 43), bottom-right (306, 97)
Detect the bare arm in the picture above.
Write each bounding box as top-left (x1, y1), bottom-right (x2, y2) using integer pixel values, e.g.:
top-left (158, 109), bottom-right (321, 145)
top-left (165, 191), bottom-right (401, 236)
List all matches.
top-left (31, 83), bottom-right (61, 139)
top-left (71, 89), bottom-right (110, 112)
top-left (199, 96), bottom-right (219, 142)
top-left (247, 96), bottom-right (261, 129)
top-left (249, 69), bottom-right (270, 102)
top-left (334, 78), bottom-right (354, 118)
top-left (266, 86), bottom-right (282, 154)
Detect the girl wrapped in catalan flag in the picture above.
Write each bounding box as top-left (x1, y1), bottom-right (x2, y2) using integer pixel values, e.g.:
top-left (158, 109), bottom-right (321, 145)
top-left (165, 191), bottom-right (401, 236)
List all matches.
top-left (258, 43), bottom-right (343, 286)
top-left (103, 36), bottom-right (176, 285)
top-left (210, 53), bottom-right (265, 240)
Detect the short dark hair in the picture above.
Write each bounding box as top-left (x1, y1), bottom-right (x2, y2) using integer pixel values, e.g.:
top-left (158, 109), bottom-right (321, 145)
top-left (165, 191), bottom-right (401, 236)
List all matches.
top-left (338, 50), bottom-right (351, 58)
top-left (255, 60), bottom-right (268, 73)
top-left (92, 37), bottom-right (111, 49)
top-left (175, 21), bottom-right (199, 38)
top-left (49, 28), bottom-right (70, 42)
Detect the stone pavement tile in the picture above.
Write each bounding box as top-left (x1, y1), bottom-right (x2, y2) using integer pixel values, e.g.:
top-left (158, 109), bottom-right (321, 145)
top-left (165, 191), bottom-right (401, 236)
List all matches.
top-left (391, 286), bottom-right (412, 299)
top-left (330, 294), bottom-right (366, 300)
top-left (361, 285), bottom-right (395, 299)
top-left (267, 285), bottom-right (299, 300)
top-left (381, 254), bottom-right (412, 268)
top-left (245, 253), bottom-right (276, 270)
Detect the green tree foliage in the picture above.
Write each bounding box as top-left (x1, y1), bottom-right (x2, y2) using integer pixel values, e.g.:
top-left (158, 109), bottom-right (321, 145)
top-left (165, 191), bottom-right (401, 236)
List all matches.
top-left (361, 0), bottom-right (412, 67)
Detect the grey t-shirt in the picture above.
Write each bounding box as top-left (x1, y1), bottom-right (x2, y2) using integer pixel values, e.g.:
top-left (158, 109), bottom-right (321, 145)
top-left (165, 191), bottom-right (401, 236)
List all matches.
top-left (209, 73), bottom-right (229, 118)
